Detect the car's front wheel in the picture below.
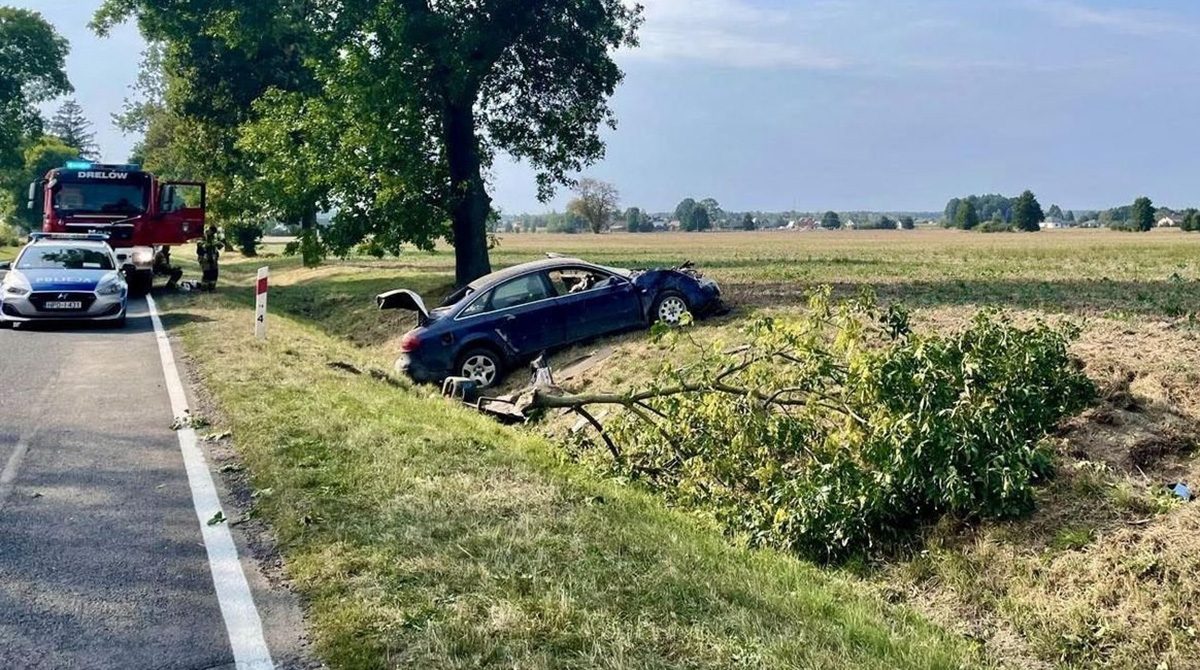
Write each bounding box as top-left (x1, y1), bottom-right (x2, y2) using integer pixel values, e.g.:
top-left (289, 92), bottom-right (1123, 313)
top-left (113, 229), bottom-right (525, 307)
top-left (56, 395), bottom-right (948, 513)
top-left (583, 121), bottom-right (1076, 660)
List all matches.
top-left (456, 347), bottom-right (503, 388)
top-left (652, 290), bottom-right (690, 326)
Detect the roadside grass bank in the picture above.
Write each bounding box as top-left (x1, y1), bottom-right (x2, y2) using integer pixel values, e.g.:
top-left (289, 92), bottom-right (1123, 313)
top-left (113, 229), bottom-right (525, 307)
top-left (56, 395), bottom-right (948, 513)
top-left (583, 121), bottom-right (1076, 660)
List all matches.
top-left (0, 245), bottom-right (17, 261)
top-left (158, 266), bottom-right (982, 668)
top-left (173, 228), bottom-right (1200, 668)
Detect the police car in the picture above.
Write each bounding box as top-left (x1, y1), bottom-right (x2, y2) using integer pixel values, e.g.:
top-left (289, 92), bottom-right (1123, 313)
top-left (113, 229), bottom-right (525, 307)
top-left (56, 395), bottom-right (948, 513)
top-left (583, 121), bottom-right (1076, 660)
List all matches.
top-left (0, 233), bottom-right (128, 328)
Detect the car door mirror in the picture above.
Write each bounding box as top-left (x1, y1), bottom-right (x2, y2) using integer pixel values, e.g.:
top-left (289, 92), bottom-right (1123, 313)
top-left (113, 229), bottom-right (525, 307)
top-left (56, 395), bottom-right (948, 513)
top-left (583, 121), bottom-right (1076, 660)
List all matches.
top-left (159, 185), bottom-right (177, 213)
top-left (26, 181), bottom-right (39, 210)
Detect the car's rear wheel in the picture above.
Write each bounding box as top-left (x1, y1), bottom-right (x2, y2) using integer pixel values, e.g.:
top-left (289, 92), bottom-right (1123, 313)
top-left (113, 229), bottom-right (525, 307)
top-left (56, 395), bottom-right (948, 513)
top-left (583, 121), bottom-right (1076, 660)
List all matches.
top-left (652, 290), bottom-right (690, 326)
top-left (457, 347), bottom-right (503, 388)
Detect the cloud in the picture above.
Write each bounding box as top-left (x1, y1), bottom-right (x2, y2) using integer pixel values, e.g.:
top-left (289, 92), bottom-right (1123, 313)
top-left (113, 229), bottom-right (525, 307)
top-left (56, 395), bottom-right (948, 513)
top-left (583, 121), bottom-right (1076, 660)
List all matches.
top-left (622, 0), bottom-right (849, 69)
top-left (1026, 0), bottom-right (1193, 36)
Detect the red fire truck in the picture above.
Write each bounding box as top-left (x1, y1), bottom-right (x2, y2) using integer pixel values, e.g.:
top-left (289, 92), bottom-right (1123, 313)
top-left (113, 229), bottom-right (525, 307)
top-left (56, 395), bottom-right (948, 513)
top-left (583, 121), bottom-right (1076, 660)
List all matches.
top-left (28, 161), bottom-right (206, 294)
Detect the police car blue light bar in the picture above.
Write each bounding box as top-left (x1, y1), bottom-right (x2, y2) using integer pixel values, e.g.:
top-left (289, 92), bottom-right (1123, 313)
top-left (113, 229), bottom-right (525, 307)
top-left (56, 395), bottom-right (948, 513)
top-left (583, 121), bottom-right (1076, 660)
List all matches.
top-left (64, 160), bottom-right (93, 170)
top-left (29, 232), bottom-right (111, 241)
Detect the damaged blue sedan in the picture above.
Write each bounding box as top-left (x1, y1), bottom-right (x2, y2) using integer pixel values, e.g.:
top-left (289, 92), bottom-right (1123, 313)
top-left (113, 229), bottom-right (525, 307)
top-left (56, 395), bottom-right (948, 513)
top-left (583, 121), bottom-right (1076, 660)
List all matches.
top-left (378, 257), bottom-right (725, 387)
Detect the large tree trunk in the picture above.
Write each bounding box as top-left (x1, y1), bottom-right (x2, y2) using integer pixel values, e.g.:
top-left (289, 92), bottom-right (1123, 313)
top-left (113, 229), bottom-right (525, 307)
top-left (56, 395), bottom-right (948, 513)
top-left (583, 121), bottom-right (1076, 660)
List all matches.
top-left (299, 207), bottom-right (321, 267)
top-left (444, 100), bottom-right (492, 287)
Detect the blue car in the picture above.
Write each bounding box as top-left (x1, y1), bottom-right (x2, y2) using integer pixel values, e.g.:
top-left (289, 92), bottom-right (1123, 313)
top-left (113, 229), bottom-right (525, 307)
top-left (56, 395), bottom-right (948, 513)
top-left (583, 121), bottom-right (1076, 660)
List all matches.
top-left (0, 234), bottom-right (129, 328)
top-left (378, 257), bottom-right (724, 387)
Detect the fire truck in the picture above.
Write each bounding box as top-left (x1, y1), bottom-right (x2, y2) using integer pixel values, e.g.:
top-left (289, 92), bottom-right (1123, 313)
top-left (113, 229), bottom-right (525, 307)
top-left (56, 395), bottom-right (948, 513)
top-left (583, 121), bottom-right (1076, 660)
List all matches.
top-left (27, 161), bottom-right (206, 294)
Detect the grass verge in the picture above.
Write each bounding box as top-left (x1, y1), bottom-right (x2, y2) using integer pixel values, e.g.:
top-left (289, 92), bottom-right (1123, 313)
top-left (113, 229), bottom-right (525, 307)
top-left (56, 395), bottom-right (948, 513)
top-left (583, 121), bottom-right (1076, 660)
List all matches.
top-left (160, 278), bottom-right (981, 668)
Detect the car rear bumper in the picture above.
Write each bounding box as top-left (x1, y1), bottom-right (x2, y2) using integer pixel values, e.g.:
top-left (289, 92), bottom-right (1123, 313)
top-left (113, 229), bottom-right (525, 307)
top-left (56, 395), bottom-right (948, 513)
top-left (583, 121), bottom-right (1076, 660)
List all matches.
top-left (395, 353), bottom-right (451, 384)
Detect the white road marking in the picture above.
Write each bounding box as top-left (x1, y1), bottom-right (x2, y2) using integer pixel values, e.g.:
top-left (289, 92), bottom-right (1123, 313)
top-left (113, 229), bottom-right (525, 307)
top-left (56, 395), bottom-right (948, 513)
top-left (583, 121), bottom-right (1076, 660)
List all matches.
top-left (146, 295), bottom-right (275, 670)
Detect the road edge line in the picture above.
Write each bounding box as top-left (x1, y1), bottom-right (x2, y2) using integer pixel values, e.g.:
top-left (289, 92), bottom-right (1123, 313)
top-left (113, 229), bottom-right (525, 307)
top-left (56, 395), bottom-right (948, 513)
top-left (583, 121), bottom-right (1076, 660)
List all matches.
top-left (146, 295), bottom-right (275, 670)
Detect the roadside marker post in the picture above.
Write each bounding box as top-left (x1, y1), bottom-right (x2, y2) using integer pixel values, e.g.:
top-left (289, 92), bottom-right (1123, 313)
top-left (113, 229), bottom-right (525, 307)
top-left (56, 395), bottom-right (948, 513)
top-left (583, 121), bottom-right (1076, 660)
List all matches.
top-left (254, 267), bottom-right (268, 340)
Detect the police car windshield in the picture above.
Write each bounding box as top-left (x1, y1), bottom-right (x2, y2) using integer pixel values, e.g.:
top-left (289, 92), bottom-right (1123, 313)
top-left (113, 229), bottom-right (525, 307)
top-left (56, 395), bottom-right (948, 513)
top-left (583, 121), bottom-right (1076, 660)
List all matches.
top-left (53, 183), bottom-right (147, 215)
top-left (17, 246), bottom-right (115, 271)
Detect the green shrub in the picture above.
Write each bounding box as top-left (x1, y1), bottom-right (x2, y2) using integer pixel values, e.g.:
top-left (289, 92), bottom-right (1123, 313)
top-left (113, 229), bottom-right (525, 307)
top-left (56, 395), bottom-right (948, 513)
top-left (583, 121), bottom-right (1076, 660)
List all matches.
top-left (0, 220), bottom-right (21, 247)
top-left (576, 289), bottom-right (1095, 561)
top-left (225, 221), bottom-right (264, 256)
top-left (979, 219), bottom-right (1012, 233)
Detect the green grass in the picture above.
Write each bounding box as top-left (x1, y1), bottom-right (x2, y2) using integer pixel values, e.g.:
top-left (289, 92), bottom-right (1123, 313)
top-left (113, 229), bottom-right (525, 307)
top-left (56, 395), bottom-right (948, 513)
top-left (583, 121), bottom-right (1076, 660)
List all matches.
top-left (0, 245), bottom-right (17, 262)
top-left (161, 267), bottom-right (982, 669)
top-left (165, 228), bottom-right (1200, 669)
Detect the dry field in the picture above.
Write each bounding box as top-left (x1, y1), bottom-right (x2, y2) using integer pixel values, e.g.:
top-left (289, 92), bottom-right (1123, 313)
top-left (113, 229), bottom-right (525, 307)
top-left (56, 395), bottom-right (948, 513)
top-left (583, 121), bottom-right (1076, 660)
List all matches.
top-left (178, 227), bottom-right (1200, 668)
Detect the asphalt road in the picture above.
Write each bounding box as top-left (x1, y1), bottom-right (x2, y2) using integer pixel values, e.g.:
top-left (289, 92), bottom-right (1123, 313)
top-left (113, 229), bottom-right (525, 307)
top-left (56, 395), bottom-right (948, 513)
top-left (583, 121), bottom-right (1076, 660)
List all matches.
top-left (0, 298), bottom-right (312, 669)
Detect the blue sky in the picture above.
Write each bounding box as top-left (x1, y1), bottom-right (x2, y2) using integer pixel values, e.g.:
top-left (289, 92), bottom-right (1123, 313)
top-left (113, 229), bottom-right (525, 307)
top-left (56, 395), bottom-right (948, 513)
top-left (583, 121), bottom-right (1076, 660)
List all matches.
top-left (14, 0), bottom-right (1200, 213)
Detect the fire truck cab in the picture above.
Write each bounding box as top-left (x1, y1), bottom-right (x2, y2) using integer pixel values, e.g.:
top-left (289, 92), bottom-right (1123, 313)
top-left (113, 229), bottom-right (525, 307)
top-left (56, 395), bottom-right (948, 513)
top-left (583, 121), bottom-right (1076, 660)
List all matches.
top-left (28, 161), bottom-right (206, 294)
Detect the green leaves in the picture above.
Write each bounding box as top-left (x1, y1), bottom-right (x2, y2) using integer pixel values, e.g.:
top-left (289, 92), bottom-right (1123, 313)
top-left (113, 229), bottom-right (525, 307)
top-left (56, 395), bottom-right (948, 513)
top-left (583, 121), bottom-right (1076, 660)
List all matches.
top-left (574, 290), bottom-right (1095, 562)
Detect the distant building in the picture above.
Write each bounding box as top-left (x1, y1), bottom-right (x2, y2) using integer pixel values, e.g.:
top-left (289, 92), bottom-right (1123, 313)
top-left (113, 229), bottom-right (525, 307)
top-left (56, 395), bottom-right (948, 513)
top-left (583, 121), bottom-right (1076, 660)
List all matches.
top-left (1157, 214), bottom-right (1184, 228)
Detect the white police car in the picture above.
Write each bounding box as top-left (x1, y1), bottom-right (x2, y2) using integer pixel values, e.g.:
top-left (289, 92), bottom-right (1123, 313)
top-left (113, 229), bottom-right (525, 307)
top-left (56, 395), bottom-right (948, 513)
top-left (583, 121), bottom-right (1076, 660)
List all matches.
top-left (0, 234), bottom-right (128, 328)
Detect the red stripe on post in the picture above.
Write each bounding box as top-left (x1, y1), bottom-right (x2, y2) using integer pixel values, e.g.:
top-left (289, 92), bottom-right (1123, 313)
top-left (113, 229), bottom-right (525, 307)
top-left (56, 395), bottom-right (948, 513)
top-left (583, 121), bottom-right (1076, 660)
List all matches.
top-left (256, 277), bottom-right (268, 295)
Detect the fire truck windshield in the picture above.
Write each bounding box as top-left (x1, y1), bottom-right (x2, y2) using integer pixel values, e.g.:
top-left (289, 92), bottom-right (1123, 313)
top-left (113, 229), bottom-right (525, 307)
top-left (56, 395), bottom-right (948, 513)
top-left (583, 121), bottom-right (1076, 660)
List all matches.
top-left (52, 182), bottom-right (148, 215)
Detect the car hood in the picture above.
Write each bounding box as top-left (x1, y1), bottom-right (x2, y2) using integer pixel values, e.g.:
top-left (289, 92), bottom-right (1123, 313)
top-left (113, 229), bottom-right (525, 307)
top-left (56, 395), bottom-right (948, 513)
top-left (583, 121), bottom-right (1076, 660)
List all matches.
top-left (12, 268), bottom-right (112, 292)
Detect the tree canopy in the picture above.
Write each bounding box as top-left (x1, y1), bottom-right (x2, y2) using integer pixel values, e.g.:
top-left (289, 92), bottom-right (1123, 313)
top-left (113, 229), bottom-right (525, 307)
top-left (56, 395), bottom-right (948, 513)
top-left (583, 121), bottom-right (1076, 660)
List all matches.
top-left (954, 200), bottom-right (980, 230)
top-left (1130, 196), bottom-right (1155, 232)
top-left (1011, 190), bottom-right (1045, 232)
top-left (47, 99), bottom-right (99, 160)
top-left (4, 135), bottom-right (79, 231)
top-left (0, 8), bottom-right (72, 169)
top-left (625, 206), bottom-right (652, 233)
top-left (820, 211), bottom-right (841, 229)
top-left (567, 178), bottom-right (619, 234)
top-left (99, 0), bottom-right (643, 283)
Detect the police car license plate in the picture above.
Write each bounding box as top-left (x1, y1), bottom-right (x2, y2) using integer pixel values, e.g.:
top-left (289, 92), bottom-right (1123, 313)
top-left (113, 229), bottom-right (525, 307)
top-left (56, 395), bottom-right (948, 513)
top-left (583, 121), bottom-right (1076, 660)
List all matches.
top-left (45, 301), bottom-right (83, 310)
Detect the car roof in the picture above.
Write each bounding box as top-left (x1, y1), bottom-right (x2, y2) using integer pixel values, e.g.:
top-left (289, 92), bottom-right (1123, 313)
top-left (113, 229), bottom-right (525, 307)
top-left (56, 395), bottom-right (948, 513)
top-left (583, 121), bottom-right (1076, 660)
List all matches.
top-left (467, 258), bottom-right (605, 291)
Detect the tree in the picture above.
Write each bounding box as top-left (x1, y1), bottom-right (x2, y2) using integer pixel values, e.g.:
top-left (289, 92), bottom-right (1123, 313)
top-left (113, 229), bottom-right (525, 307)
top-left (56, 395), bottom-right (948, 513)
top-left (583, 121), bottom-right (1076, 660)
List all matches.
top-left (820, 211), bottom-right (841, 229)
top-left (625, 206), bottom-right (651, 233)
top-left (4, 135), bottom-right (79, 232)
top-left (674, 198), bottom-right (698, 226)
top-left (0, 8), bottom-right (72, 170)
top-left (943, 198), bottom-right (961, 225)
top-left (1011, 190), bottom-right (1045, 232)
top-left (1065, 210), bottom-right (1075, 223)
top-left (699, 198), bottom-right (723, 228)
top-left (1131, 196), bottom-right (1155, 232)
top-left (1046, 204), bottom-right (1064, 221)
top-left (567, 178), bottom-right (619, 234)
top-left (105, 1), bottom-right (644, 284)
top-left (47, 99), bottom-right (99, 160)
top-left (876, 215), bottom-right (897, 230)
top-left (687, 205), bottom-right (711, 232)
top-left (900, 215), bottom-right (915, 230)
top-left (741, 213), bottom-right (756, 231)
top-left (1181, 209), bottom-right (1200, 233)
top-left (954, 200), bottom-right (980, 230)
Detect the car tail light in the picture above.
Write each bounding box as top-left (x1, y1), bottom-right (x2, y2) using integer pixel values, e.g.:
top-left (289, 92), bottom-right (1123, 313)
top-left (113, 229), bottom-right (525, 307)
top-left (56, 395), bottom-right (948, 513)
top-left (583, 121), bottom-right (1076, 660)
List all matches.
top-left (400, 332), bottom-right (421, 353)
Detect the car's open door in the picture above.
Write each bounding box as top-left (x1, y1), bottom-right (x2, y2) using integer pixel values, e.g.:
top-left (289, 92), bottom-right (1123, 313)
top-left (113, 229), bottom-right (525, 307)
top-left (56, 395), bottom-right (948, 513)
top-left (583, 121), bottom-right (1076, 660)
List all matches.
top-left (151, 181), bottom-right (206, 245)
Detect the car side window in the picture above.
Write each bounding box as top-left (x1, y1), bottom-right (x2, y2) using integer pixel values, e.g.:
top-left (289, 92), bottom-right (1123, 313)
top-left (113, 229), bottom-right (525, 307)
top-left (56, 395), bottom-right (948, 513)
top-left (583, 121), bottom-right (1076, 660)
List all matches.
top-left (459, 290), bottom-right (491, 317)
top-left (489, 274), bottom-right (551, 311)
top-left (547, 268), bottom-right (616, 296)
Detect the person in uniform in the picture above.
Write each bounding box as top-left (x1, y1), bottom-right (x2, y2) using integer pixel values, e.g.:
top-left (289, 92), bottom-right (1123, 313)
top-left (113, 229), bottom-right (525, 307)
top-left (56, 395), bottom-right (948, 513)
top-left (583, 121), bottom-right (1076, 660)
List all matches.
top-left (154, 248), bottom-right (183, 289)
top-left (197, 225), bottom-right (222, 291)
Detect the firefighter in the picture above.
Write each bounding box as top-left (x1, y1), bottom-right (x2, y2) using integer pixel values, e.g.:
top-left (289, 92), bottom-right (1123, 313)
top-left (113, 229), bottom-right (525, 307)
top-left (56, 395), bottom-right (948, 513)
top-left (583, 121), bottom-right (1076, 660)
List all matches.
top-left (154, 248), bottom-right (183, 289)
top-left (196, 225), bottom-right (222, 291)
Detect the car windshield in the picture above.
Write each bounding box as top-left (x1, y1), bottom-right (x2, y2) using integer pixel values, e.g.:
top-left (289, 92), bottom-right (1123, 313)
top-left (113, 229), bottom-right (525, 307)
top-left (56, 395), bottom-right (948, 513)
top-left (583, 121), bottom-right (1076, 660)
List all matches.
top-left (53, 182), bottom-right (148, 215)
top-left (17, 246), bottom-right (115, 271)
